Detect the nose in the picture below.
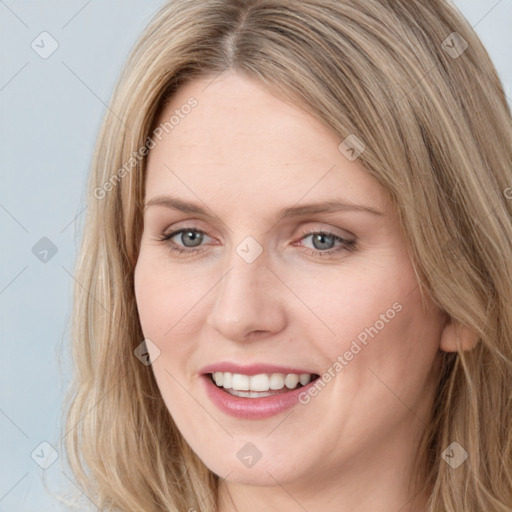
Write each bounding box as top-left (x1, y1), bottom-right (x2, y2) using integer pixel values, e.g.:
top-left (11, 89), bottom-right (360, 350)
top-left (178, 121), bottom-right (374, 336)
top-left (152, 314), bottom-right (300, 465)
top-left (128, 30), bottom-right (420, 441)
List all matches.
top-left (205, 245), bottom-right (288, 342)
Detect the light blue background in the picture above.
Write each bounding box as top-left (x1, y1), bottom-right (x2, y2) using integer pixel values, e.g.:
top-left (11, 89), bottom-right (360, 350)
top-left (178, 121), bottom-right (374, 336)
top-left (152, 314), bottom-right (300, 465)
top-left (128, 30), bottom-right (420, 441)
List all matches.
top-left (1, 1), bottom-right (511, 510)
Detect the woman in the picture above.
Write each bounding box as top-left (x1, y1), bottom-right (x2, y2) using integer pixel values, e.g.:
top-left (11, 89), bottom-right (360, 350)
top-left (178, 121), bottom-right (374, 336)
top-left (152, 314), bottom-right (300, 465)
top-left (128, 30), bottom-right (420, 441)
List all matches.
top-left (65, 1), bottom-right (512, 510)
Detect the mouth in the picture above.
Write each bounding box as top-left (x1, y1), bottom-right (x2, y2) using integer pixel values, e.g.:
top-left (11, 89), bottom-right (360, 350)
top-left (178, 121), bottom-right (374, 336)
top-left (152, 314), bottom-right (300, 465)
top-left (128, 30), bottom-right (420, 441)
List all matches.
top-left (199, 363), bottom-right (323, 418)
top-left (206, 371), bottom-right (321, 398)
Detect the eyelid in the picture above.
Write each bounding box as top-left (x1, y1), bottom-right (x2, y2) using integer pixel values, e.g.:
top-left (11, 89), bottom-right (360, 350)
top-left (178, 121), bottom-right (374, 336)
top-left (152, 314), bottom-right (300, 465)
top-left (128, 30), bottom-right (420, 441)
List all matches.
top-left (295, 224), bottom-right (355, 242)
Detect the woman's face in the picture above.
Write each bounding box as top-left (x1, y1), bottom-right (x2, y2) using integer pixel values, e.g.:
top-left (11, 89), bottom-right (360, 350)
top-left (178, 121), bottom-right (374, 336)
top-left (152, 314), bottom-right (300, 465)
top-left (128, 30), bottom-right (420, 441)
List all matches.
top-left (134, 71), bottom-right (447, 490)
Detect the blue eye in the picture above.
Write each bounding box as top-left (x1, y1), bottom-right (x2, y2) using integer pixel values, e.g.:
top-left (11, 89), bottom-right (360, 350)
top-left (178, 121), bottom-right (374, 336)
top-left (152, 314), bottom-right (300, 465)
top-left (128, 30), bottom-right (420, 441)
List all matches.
top-left (159, 227), bottom-right (356, 257)
top-left (160, 228), bottom-right (210, 255)
top-left (298, 231), bottom-right (356, 256)
top-left (309, 232), bottom-right (336, 250)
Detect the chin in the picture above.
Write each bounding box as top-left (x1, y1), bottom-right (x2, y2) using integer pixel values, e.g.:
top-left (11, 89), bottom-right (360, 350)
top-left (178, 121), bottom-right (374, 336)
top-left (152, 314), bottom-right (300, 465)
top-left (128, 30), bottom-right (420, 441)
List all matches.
top-left (198, 446), bottom-right (312, 487)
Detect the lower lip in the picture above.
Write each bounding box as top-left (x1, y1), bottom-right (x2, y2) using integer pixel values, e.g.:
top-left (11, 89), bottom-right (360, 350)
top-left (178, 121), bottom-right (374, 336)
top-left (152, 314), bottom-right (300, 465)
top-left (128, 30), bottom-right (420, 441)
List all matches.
top-left (201, 374), bottom-right (318, 419)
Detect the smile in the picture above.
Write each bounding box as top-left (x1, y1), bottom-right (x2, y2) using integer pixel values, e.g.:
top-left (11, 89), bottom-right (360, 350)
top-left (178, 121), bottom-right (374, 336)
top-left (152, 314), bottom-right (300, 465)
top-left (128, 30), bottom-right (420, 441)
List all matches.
top-left (200, 364), bottom-right (321, 419)
top-left (209, 372), bottom-right (318, 397)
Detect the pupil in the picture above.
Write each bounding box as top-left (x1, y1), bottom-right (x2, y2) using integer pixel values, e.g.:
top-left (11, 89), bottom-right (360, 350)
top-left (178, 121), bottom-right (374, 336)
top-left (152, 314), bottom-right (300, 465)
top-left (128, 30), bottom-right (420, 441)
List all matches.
top-left (182, 230), bottom-right (203, 247)
top-left (313, 233), bottom-right (334, 250)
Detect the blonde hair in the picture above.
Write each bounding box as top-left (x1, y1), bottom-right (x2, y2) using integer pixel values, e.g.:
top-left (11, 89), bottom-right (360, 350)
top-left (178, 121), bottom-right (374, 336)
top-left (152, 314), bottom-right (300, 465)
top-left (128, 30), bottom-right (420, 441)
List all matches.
top-left (64, 0), bottom-right (512, 510)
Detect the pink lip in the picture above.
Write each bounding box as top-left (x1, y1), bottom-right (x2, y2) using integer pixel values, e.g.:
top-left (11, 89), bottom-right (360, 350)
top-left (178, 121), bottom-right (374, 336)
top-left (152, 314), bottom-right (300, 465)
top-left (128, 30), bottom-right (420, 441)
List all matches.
top-left (200, 373), bottom-right (320, 420)
top-left (199, 362), bottom-right (315, 376)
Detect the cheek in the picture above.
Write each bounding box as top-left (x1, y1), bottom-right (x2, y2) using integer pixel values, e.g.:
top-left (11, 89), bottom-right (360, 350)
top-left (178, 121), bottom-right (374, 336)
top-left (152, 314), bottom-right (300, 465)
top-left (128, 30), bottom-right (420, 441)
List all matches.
top-left (134, 253), bottom-right (207, 340)
top-left (294, 255), bottom-right (443, 386)
top-left (289, 261), bottom-right (408, 350)
top-left (134, 257), bottom-right (203, 416)
top-left (134, 253), bottom-right (216, 406)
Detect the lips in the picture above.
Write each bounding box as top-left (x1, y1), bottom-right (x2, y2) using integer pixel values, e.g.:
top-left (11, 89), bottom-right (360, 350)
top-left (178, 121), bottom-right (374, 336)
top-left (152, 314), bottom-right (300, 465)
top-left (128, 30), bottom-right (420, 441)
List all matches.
top-left (199, 362), bottom-right (320, 419)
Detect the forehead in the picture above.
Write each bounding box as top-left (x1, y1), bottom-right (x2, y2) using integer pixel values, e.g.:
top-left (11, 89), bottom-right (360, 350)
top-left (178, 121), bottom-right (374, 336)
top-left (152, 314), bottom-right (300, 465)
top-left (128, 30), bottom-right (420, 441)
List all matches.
top-left (145, 72), bottom-right (389, 216)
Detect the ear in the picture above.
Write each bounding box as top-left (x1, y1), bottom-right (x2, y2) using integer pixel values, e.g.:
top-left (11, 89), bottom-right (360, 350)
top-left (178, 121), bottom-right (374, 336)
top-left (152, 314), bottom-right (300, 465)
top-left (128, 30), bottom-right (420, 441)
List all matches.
top-left (440, 316), bottom-right (480, 352)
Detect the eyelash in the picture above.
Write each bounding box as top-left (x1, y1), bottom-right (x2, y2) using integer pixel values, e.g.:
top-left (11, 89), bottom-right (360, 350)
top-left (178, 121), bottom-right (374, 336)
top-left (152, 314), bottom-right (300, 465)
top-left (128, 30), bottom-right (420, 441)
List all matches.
top-left (158, 227), bottom-right (356, 258)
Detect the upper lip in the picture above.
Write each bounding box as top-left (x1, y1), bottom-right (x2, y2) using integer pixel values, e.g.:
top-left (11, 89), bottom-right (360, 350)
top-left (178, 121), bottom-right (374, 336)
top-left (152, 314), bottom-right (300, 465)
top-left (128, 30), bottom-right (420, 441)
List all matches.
top-left (199, 362), bottom-right (318, 376)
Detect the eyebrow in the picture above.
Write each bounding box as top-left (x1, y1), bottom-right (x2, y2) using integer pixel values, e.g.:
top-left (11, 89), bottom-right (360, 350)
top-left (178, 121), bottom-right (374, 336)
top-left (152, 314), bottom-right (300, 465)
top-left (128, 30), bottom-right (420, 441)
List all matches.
top-left (144, 195), bottom-right (384, 218)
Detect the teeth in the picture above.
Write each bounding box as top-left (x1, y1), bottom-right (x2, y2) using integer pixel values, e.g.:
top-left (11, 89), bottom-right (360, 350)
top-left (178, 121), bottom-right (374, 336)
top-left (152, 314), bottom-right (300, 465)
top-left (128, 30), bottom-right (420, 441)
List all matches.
top-left (299, 374), bottom-right (312, 386)
top-left (269, 373), bottom-right (285, 390)
top-left (250, 374), bottom-right (270, 391)
top-left (211, 372), bottom-right (314, 392)
top-left (222, 372), bottom-right (232, 389)
top-left (213, 372), bottom-right (223, 386)
top-left (284, 374), bottom-right (299, 389)
top-left (232, 373), bottom-right (249, 391)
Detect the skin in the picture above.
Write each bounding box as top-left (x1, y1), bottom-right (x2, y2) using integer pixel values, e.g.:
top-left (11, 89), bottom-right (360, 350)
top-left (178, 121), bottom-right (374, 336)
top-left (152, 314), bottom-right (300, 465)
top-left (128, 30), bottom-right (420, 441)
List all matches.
top-left (134, 71), bottom-right (476, 512)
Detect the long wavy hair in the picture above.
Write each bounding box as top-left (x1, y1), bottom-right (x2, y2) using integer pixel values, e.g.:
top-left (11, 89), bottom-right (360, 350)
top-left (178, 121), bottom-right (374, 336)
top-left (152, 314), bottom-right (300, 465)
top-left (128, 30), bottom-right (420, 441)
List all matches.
top-left (64, 0), bottom-right (512, 510)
